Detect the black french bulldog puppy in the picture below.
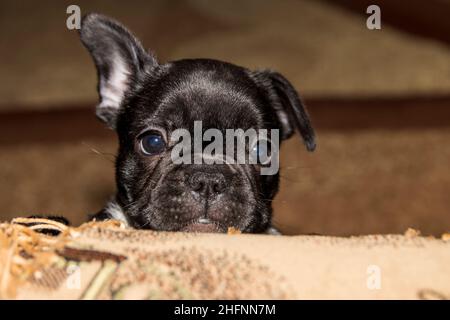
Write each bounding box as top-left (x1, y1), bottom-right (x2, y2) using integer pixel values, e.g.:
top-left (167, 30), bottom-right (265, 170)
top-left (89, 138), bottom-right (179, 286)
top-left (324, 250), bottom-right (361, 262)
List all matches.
top-left (80, 13), bottom-right (315, 234)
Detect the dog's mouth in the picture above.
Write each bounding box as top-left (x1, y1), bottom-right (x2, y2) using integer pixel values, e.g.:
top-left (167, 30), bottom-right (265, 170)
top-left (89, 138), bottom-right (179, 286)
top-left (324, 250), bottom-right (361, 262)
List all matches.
top-left (179, 218), bottom-right (228, 233)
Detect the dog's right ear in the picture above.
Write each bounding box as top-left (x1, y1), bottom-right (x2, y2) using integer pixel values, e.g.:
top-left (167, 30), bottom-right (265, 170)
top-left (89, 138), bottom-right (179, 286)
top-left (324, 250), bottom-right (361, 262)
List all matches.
top-left (79, 13), bottom-right (157, 129)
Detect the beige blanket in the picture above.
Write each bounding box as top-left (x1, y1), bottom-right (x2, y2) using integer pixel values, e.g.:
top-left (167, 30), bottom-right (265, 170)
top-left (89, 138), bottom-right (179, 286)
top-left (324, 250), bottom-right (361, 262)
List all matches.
top-left (0, 218), bottom-right (449, 299)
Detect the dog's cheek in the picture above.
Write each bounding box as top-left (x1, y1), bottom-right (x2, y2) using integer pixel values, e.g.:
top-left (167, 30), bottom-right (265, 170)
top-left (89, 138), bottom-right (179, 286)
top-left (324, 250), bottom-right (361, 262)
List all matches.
top-left (115, 155), bottom-right (139, 204)
top-left (226, 173), bottom-right (262, 231)
top-left (245, 171), bottom-right (274, 232)
top-left (115, 154), bottom-right (156, 221)
top-left (137, 161), bottom-right (191, 230)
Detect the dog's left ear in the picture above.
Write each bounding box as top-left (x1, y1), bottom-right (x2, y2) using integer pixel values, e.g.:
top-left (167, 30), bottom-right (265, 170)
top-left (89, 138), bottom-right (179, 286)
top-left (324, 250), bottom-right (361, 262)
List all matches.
top-left (253, 70), bottom-right (316, 151)
top-left (79, 13), bottom-right (158, 129)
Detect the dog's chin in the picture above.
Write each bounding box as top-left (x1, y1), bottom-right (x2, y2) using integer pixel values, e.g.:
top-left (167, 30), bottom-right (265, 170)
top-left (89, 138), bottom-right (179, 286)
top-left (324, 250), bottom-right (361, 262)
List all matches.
top-left (181, 223), bottom-right (223, 233)
top-left (179, 218), bottom-right (228, 233)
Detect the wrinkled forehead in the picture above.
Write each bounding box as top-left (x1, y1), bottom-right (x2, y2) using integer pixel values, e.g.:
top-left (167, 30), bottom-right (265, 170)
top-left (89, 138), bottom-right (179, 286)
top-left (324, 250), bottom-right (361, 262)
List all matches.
top-left (134, 67), bottom-right (264, 133)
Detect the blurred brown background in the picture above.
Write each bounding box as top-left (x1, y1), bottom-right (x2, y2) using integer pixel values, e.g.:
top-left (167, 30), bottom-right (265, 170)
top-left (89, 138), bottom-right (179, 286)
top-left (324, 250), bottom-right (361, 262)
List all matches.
top-left (0, 0), bottom-right (449, 236)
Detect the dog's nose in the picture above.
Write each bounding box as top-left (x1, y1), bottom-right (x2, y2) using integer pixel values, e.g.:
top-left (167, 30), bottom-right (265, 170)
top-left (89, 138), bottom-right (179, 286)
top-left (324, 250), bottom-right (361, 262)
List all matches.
top-left (188, 171), bottom-right (226, 197)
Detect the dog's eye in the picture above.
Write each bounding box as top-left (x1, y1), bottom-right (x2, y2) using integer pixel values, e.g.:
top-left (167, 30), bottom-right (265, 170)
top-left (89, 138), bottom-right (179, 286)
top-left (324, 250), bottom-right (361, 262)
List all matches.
top-left (250, 139), bottom-right (272, 165)
top-left (139, 133), bottom-right (166, 155)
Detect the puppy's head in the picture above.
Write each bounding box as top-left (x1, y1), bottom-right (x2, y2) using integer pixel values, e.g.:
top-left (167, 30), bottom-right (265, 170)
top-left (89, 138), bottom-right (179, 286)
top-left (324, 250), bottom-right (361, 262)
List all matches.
top-left (80, 14), bottom-right (315, 233)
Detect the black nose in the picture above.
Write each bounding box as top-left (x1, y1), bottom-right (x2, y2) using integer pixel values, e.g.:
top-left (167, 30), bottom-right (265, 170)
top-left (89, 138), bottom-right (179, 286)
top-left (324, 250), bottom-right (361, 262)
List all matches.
top-left (188, 171), bottom-right (226, 197)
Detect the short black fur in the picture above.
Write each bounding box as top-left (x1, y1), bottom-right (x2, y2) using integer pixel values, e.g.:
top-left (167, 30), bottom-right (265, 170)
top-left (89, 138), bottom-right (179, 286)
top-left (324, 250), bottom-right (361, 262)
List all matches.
top-left (80, 13), bottom-right (315, 234)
